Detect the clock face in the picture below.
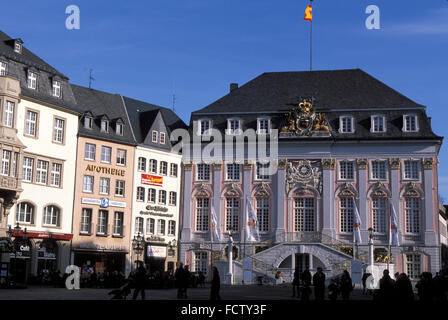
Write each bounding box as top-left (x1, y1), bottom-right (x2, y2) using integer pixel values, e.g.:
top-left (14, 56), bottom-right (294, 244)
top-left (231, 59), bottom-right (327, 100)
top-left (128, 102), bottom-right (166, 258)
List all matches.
top-left (298, 163), bottom-right (312, 177)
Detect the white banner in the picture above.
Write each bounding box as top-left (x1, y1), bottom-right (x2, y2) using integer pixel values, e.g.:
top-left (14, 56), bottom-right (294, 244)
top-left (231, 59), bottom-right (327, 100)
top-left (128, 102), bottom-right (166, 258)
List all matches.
top-left (147, 245), bottom-right (166, 258)
top-left (246, 197), bottom-right (260, 242)
top-left (390, 204), bottom-right (400, 246)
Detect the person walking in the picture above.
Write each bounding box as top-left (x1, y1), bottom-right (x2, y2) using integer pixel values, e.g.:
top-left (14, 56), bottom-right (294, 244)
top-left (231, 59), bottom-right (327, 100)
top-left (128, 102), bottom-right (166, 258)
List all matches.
top-left (377, 269), bottom-right (395, 301)
top-left (327, 279), bottom-right (339, 301)
top-left (416, 272), bottom-right (434, 301)
top-left (210, 267), bottom-right (221, 301)
top-left (292, 267), bottom-right (301, 298)
top-left (132, 263), bottom-right (147, 300)
top-left (182, 265), bottom-right (191, 299)
top-left (395, 273), bottom-right (414, 301)
top-left (312, 267), bottom-right (326, 301)
top-left (174, 263), bottom-right (185, 299)
top-left (301, 268), bottom-right (312, 287)
top-left (340, 270), bottom-right (353, 300)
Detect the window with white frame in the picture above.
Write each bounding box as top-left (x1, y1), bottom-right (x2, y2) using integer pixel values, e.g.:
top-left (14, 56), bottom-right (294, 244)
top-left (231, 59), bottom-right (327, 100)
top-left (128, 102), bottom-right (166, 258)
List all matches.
top-left (372, 198), bottom-right (387, 233)
top-left (53, 118), bottom-right (65, 143)
top-left (226, 163), bottom-right (240, 180)
top-left (135, 217), bottom-right (144, 234)
top-left (22, 157), bottom-right (33, 182)
top-left (405, 198), bottom-right (420, 234)
top-left (339, 116), bottom-right (354, 133)
top-left (149, 159), bottom-right (157, 173)
top-left (84, 116), bottom-right (93, 129)
top-left (99, 177), bottom-right (110, 195)
top-left (158, 190), bottom-right (167, 204)
top-left (116, 149), bottom-right (126, 166)
top-left (196, 198), bottom-right (209, 232)
top-left (25, 110), bottom-right (37, 137)
top-left (113, 212), bottom-right (124, 236)
top-left (194, 251), bottom-right (208, 275)
top-left (0, 61), bottom-right (6, 76)
top-left (43, 205), bottom-right (60, 227)
top-left (157, 219), bottom-right (166, 235)
top-left (138, 157), bottom-right (146, 171)
top-left (225, 198), bottom-right (239, 232)
top-left (406, 254), bottom-right (421, 279)
top-left (14, 41), bottom-right (22, 53)
top-left (100, 119), bottom-right (109, 133)
top-left (371, 160), bottom-right (387, 180)
top-left (4, 101), bottom-right (14, 127)
top-left (50, 163), bottom-right (62, 187)
top-left (52, 80), bottom-right (61, 98)
top-left (115, 180), bottom-right (125, 196)
top-left (83, 175), bottom-right (94, 192)
top-left (339, 161), bottom-right (354, 180)
top-left (340, 198), bottom-right (354, 233)
top-left (97, 210), bottom-right (108, 235)
top-left (1, 150), bottom-right (11, 176)
top-left (160, 132), bottom-right (166, 144)
top-left (80, 208), bottom-right (92, 234)
top-left (116, 123), bottom-right (123, 136)
top-left (152, 130), bottom-right (158, 143)
top-left (170, 163), bottom-right (178, 177)
top-left (371, 115), bottom-right (385, 133)
top-left (27, 71), bottom-right (37, 89)
top-left (36, 160), bottom-right (48, 184)
top-left (294, 198), bottom-right (315, 232)
top-left (84, 143), bottom-right (96, 160)
top-left (256, 162), bottom-right (270, 180)
top-left (197, 164), bottom-right (210, 181)
top-left (168, 220), bottom-right (176, 236)
top-left (146, 218), bottom-right (155, 234)
top-left (199, 120), bottom-right (210, 136)
top-left (160, 161), bottom-right (168, 175)
top-left (148, 188), bottom-right (156, 203)
top-left (101, 146), bottom-right (111, 163)
top-left (136, 187), bottom-right (145, 201)
top-left (16, 202), bottom-right (34, 224)
top-left (227, 119), bottom-right (241, 135)
top-left (256, 198), bottom-right (269, 232)
top-left (404, 160), bottom-right (419, 180)
top-left (169, 191), bottom-right (177, 206)
top-left (257, 118), bottom-right (270, 134)
top-left (403, 114), bottom-right (418, 132)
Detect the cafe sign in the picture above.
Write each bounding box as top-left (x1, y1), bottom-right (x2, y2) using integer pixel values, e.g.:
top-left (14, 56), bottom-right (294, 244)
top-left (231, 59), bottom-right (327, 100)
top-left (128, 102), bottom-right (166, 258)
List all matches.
top-left (141, 174), bottom-right (163, 186)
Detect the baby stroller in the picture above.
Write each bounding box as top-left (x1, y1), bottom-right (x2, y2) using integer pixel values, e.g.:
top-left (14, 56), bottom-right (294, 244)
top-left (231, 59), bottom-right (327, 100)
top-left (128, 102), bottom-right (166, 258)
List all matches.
top-left (108, 280), bottom-right (132, 300)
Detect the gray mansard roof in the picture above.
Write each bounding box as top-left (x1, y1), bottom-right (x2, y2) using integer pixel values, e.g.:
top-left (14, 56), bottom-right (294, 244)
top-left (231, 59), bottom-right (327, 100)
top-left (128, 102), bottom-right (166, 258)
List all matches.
top-left (191, 69), bottom-right (441, 141)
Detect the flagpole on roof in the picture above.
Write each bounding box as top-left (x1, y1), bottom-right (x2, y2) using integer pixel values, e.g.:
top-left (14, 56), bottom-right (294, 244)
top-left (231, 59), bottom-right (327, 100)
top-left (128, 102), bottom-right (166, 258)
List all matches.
top-left (310, 0), bottom-right (313, 71)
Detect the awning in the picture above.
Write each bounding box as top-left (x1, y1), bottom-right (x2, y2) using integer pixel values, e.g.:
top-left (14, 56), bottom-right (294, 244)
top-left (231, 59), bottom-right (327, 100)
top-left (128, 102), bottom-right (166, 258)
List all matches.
top-left (12, 230), bottom-right (73, 241)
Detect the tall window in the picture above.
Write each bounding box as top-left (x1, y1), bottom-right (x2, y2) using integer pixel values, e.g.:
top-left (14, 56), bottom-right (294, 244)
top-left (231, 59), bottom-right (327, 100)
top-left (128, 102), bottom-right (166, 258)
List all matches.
top-left (116, 123), bottom-right (123, 136)
top-left (168, 220), bottom-right (176, 236)
top-left (22, 157), bottom-right (33, 182)
top-left (115, 180), bottom-right (125, 196)
top-left (157, 219), bottom-right (166, 235)
top-left (53, 118), bottom-right (64, 143)
top-left (83, 175), bottom-right (94, 192)
top-left (36, 160), bottom-right (49, 184)
top-left (16, 202), bottom-right (34, 224)
top-left (25, 110), bottom-right (37, 136)
top-left (101, 146), bottom-right (111, 163)
top-left (50, 163), bottom-right (62, 187)
top-left (372, 160), bottom-right (387, 180)
top-left (405, 198), bottom-right (420, 234)
top-left (404, 160), bottom-right (419, 180)
top-left (340, 198), bottom-right (354, 233)
top-left (169, 191), bottom-right (177, 206)
top-left (196, 198), bottom-right (209, 231)
top-left (199, 120), bottom-right (210, 136)
top-left (84, 143), bottom-right (96, 160)
top-left (256, 162), bottom-right (270, 180)
top-left (135, 217), bottom-right (144, 234)
top-left (197, 164), bottom-right (210, 181)
top-left (116, 149), bottom-right (126, 166)
top-left (194, 252), bottom-right (208, 275)
top-left (52, 80), bottom-right (61, 98)
top-left (99, 177), bottom-right (110, 195)
top-left (97, 210), bottom-right (108, 235)
top-left (84, 116), bottom-right (93, 129)
top-left (1, 150), bottom-right (11, 176)
top-left (340, 116), bottom-right (354, 133)
top-left (148, 188), bottom-right (156, 203)
top-left (27, 71), bottom-right (37, 89)
top-left (160, 132), bottom-right (166, 144)
top-left (80, 208), bottom-right (92, 234)
top-left (256, 198), bottom-right (269, 232)
top-left (136, 187), bottom-right (145, 201)
top-left (146, 218), bottom-right (155, 234)
top-left (371, 115), bottom-right (385, 132)
top-left (403, 115), bottom-right (418, 132)
top-left (158, 190), bottom-right (167, 204)
top-left (152, 131), bottom-right (158, 143)
top-left (406, 254), bottom-right (421, 279)
top-left (138, 157), bottom-right (146, 171)
top-left (294, 198), bottom-right (315, 232)
top-left (4, 101), bottom-right (14, 127)
top-left (170, 163), bottom-right (178, 177)
top-left (0, 61), bottom-right (6, 76)
top-left (100, 119), bottom-right (109, 133)
top-left (113, 212), bottom-right (124, 236)
top-left (43, 205), bottom-right (60, 227)
top-left (339, 161), bottom-right (354, 180)
top-left (372, 198), bottom-right (387, 233)
top-left (226, 163), bottom-right (240, 180)
top-left (160, 161), bottom-right (168, 175)
top-left (149, 159), bottom-right (157, 173)
top-left (225, 198), bottom-right (239, 232)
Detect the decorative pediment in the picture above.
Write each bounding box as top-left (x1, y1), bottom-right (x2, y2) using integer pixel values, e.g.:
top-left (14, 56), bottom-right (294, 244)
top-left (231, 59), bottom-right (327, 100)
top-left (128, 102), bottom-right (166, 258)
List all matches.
top-left (403, 182), bottom-right (421, 197)
top-left (369, 182), bottom-right (390, 198)
top-left (253, 183), bottom-right (271, 198)
top-left (196, 184), bottom-right (211, 197)
top-left (339, 183), bottom-right (357, 197)
top-left (223, 183), bottom-right (242, 198)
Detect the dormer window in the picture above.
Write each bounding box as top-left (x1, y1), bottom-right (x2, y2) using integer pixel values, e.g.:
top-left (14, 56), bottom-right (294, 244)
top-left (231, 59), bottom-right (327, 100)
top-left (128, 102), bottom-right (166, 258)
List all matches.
top-left (116, 123), bottom-right (123, 136)
top-left (403, 114), bottom-right (418, 132)
top-left (27, 71), bottom-right (37, 90)
top-left (160, 132), bottom-right (166, 144)
top-left (100, 119), bottom-right (109, 133)
top-left (52, 80), bottom-right (61, 98)
top-left (14, 40), bottom-right (22, 54)
top-left (84, 116), bottom-right (93, 129)
top-left (0, 61), bottom-right (6, 76)
top-left (198, 119), bottom-right (211, 136)
top-left (227, 119), bottom-right (241, 135)
top-left (371, 115), bottom-right (385, 133)
top-left (257, 118), bottom-right (271, 134)
top-left (152, 130), bottom-right (158, 143)
top-left (339, 116), bottom-right (354, 133)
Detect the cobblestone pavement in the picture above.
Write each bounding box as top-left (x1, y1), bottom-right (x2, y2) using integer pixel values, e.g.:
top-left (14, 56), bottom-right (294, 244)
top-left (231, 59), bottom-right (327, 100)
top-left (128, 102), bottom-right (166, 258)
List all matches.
top-left (0, 284), bottom-right (374, 300)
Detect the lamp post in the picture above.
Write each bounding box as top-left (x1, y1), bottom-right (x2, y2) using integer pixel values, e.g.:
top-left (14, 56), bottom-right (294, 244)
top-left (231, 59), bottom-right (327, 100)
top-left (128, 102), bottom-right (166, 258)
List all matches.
top-left (368, 227), bottom-right (374, 268)
top-left (132, 232), bottom-right (145, 270)
top-left (225, 231), bottom-right (233, 285)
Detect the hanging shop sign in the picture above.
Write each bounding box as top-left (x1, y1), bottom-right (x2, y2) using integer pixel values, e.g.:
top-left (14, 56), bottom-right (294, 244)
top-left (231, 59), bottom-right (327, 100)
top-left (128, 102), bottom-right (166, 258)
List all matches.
top-left (147, 245), bottom-right (166, 258)
top-left (141, 174), bottom-right (163, 186)
top-left (82, 197), bottom-right (126, 208)
top-left (85, 165), bottom-right (125, 177)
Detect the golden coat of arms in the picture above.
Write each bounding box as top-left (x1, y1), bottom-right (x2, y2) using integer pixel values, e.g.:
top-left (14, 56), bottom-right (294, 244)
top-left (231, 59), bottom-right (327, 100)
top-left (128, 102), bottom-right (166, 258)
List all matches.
top-left (281, 99), bottom-right (330, 136)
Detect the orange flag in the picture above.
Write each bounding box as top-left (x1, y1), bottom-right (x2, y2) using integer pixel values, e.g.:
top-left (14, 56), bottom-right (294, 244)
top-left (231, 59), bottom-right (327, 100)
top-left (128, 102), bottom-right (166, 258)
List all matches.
top-left (304, 5), bottom-right (312, 22)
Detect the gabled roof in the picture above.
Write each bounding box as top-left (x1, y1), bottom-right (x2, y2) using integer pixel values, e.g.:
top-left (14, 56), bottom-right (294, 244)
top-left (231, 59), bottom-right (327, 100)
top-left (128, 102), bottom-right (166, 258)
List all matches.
top-left (193, 69), bottom-right (425, 115)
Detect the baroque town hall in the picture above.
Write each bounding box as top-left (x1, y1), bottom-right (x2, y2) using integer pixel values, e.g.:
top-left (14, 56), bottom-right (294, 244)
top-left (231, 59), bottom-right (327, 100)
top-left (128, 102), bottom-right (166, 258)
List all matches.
top-left (179, 69), bottom-right (443, 282)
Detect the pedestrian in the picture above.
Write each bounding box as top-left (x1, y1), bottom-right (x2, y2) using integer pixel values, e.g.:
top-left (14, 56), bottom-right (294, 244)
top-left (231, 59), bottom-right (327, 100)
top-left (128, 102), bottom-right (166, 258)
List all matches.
top-left (416, 272), bottom-right (434, 301)
top-left (328, 279), bottom-right (339, 301)
top-left (377, 269), bottom-right (395, 301)
top-left (198, 271), bottom-right (206, 288)
top-left (312, 267), bottom-right (326, 301)
top-left (132, 263), bottom-right (147, 300)
top-left (300, 280), bottom-right (312, 301)
top-left (292, 267), bottom-right (301, 298)
top-left (395, 273), bottom-right (414, 301)
top-left (340, 270), bottom-right (353, 300)
top-left (210, 267), bottom-right (221, 301)
top-left (301, 268), bottom-right (312, 287)
top-left (183, 265), bottom-right (191, 299)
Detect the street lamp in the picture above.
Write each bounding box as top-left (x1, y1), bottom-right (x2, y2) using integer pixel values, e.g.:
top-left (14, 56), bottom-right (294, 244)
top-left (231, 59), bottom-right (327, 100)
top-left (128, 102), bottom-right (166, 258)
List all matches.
top-left (225, 231), bottom-right (234, 285)
top-left (132, 232), bottom-right (145, 269)
top-left (368, 227), bottom-right (374, 268)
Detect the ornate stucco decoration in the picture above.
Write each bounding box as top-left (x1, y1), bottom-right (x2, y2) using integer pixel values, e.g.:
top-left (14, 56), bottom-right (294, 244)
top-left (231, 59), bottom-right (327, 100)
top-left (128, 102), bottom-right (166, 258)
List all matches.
top-left (280, 99), bottom-right (330, 137)
top-left (286, 160), bottom-right (322, 195)
top-left (224, 183), bottom-right (241, 198)
top-left (322, 159), bottom-right (335, 170)
top-left (356, 159), bottom-right (368, 169)
top-left (370, 182), bottom-right (389, 198)
top-left (277, 159), bottom-right (287, 170)
top-left (254, 182), bottom-right (270, 198)
top-left (212, 162), bottom-right (222, 170)
top-left (196, 184), bottom-right (210, 197)
top-left (422, 158), bottom-right (434, 169)
top-left (389, 158), bottom-right (400, 169)
top-left (339, 183), bottom-right (357, 197)
top-left (184, 162), bottom-right (193, 171)
top-left (403, 182), bottom-right (420, 197)
top-left (243, 160), bottom-right (253, 170)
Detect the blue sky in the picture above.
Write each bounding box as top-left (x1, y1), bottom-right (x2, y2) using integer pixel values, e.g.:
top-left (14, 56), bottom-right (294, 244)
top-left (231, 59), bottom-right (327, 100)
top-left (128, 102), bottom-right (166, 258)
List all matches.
top-left (2, 0), bottom-right (448, 198)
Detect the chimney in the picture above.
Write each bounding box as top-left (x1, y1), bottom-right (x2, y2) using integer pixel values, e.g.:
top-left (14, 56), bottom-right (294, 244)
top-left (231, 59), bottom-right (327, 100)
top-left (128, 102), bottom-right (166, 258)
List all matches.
top-left (230, 83), bottom-right (238, 92)
top-left (428, 117), bottom-right (431, 127)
